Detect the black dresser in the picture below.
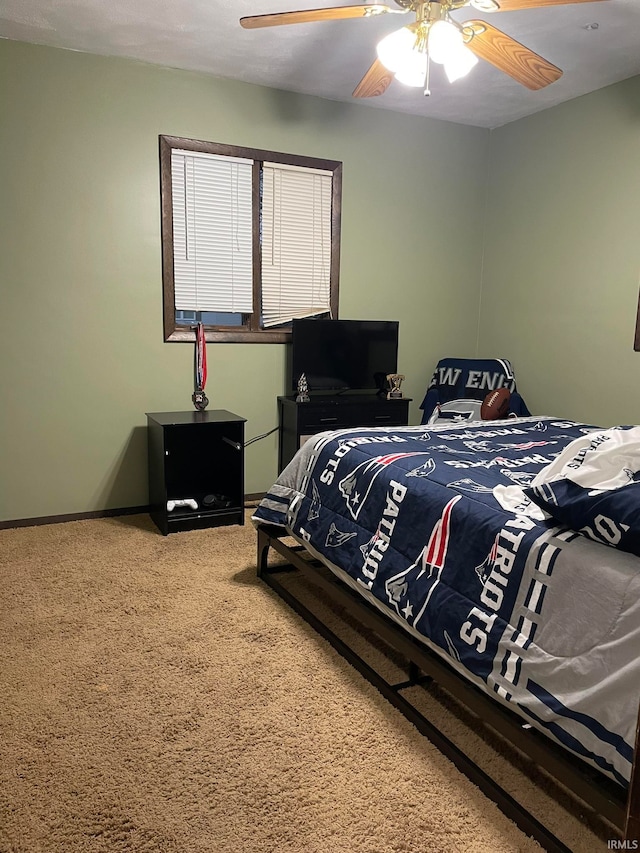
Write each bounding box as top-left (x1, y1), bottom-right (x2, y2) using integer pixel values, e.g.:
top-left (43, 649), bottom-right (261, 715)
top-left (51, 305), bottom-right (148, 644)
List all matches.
top-left (277, 395), bottom-right (411, 472)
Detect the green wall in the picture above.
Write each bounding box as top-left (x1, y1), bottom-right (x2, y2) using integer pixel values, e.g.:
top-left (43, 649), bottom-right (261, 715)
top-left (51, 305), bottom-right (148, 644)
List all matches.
top-left (479, 76), bottom-right (640, 425)
top-left (0, 39), bottom-right (489, 521)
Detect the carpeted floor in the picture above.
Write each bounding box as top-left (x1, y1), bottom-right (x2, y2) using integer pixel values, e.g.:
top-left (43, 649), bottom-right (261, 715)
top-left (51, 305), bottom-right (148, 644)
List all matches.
top-left (0, 512), bottom-right (613, 852)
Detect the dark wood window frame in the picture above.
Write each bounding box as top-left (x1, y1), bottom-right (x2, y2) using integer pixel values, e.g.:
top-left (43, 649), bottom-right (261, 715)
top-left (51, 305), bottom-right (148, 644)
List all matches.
top-left (159, 134), bottom-right (342, 343)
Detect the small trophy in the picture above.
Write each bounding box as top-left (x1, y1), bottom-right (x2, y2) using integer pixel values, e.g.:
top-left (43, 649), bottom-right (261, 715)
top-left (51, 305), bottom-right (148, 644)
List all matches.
top-left (386, 373), bottom-right (405, 400)
top-left (296, 372), bottom-right (310, 403)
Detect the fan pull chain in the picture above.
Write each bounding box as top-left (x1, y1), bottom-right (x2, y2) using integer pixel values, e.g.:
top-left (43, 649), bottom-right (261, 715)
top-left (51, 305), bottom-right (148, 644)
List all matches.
top-left (424, 52), bottom-right (431, 97)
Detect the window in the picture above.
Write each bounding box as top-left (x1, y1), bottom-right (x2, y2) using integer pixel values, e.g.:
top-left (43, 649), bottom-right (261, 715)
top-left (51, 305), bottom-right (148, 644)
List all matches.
top-left (159, 135), bottom-right (342, 342)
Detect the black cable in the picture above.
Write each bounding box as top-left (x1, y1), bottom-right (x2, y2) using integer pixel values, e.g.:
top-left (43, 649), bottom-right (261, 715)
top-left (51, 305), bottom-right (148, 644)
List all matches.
top-left (244, 426), bottom-right (279, 448)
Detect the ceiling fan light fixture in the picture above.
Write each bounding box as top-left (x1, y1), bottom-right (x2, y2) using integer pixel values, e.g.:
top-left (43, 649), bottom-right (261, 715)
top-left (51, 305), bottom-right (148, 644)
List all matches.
top-left (376, 26), bottom-right (415, 72)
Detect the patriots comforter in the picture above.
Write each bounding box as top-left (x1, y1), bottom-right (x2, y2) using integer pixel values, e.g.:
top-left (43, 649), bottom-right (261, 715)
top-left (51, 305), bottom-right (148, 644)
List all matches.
top-left (253, 416), bottom-right (640, 787)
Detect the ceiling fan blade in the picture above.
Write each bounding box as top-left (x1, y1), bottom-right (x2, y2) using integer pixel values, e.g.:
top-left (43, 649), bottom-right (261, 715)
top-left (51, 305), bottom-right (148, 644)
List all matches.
top-left (352, 58), bottom-right (394, 97)
top-left (491, 0), bottom-right (610, 10)
top-left (464, 21), bottom-right (562, 89)
top-left (240, 4), bottom-right (391, 29)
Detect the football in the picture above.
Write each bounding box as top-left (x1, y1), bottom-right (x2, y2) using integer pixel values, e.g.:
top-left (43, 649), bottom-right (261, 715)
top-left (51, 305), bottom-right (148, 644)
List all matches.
top-left (481, 387), bottom-right (511, 420)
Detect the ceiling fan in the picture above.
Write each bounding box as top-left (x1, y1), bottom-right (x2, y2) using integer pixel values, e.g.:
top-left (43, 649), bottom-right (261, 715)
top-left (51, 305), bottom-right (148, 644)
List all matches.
top-left (240, 0), bottom-right (608, 97)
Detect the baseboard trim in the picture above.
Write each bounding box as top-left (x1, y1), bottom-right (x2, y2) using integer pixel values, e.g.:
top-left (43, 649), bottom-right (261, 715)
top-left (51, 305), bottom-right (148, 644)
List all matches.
top-left (1, 495), bottom-right (267, 530)
top-left (0, 505), bottom-right (152, 530)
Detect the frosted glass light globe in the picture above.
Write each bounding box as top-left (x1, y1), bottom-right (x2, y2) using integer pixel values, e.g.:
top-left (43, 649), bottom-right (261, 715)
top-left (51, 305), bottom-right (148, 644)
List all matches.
top-left (428, 19), bottom-right (462, 65)
top-left (376, 27), bottom-right (415, 72)
top-left (394, 51), bottom-right (428, 87)
top-left (444, 44), bottom-right (479, 82)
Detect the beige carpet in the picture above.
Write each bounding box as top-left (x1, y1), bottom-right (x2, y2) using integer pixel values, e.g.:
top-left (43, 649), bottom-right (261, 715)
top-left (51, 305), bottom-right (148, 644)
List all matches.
top-left (0, 512), bottom-right (613, 852)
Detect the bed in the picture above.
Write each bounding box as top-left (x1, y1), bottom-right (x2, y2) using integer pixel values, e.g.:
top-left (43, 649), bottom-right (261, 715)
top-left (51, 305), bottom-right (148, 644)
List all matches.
top-left (252, 415), bottom-right (640, 850)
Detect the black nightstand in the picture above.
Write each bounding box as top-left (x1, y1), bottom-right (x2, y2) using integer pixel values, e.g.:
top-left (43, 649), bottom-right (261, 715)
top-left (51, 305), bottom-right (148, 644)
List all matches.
top-left (146, 410), bottom-right (246, 535)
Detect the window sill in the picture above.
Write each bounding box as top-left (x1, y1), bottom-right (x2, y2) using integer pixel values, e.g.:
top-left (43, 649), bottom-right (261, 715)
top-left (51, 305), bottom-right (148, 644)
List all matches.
top-left (165, 328), bottom-right (291, 344)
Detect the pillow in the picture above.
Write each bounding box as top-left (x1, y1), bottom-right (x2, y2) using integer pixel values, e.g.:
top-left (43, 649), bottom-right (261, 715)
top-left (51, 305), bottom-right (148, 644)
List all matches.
top-left (524, 479), bottom-right (640, 558)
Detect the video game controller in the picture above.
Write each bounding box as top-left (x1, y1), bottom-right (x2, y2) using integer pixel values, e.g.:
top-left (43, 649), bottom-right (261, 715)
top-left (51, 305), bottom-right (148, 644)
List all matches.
top-left (166, 498), bottom-right (198, 511)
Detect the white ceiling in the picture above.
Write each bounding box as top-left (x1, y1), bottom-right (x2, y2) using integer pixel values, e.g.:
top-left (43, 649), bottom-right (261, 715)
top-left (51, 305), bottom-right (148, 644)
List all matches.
top-left (1, 0), bottom-right (639, 128)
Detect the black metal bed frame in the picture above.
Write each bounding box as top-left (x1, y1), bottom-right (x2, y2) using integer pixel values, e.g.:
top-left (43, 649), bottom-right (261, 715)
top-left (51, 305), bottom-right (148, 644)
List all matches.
top-left (257, 523), bottom-right (640, 853)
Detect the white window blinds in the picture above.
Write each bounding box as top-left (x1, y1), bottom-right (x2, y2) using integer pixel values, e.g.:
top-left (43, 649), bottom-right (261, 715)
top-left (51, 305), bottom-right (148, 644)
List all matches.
top-left (261, 162), bottom-right (332, 328)
top-left (170, 149), bottom-right (253, 313)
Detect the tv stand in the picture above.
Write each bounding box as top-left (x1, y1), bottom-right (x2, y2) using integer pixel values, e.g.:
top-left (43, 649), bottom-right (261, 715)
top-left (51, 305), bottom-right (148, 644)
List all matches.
top-left (277, 394), bottom-right (412, 473)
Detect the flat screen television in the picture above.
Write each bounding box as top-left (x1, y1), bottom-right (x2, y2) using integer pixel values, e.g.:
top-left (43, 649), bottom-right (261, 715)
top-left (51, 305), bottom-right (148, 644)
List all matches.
top-left (289, 318), bottom-right (399, 394)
